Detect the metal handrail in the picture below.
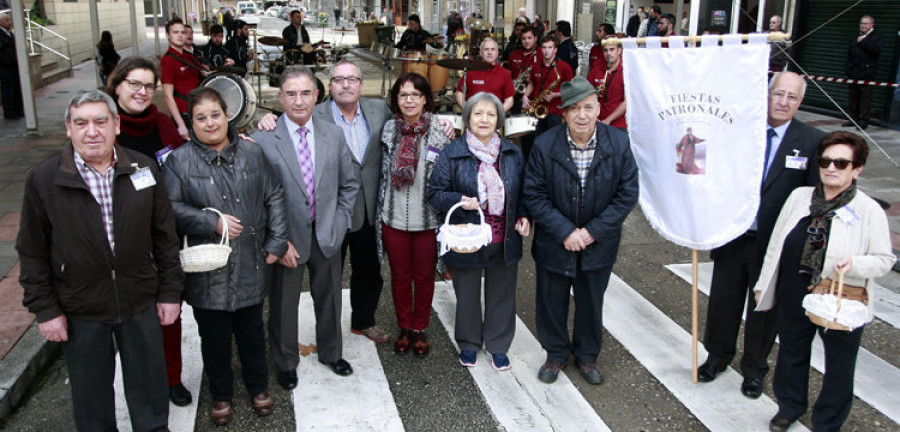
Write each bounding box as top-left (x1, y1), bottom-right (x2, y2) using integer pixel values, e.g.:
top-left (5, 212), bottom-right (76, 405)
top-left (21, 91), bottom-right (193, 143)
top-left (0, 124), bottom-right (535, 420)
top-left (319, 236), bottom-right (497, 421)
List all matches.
top-left (1, 8), bottom-right (73, 76)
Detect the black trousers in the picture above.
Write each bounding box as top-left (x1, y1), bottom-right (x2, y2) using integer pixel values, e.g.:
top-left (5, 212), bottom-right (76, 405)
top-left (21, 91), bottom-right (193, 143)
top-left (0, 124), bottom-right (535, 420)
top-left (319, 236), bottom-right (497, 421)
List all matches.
top-left (64, 305), bottom-right (169, 432)
top-left (450, 243), bottom-right (518, 354)
top-left (0, 64), bottom-right (23, 117)
top-left (703, 233), bottom-right (779, 379)
top-left (194, 303), bottom-right (268, 402)
top-left (848, 83), bottom-right (873, 123)
top-left (341, 219), bottom-right (384, 331)
top-left (535, 261), bottom-right (612, 364)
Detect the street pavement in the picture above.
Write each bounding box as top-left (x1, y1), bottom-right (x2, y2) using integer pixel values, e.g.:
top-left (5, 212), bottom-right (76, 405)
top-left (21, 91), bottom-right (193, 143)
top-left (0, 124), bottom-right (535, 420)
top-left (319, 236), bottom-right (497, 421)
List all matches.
top-left (0, 18), bottom-right (899, 432)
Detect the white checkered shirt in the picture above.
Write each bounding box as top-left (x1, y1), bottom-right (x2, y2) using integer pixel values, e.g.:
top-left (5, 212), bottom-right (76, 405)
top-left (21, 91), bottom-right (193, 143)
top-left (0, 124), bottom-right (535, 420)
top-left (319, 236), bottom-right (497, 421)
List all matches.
top-left (566, 128), bottom-right (597, 193)
top-left (74, 149), bottom-right (118, 252)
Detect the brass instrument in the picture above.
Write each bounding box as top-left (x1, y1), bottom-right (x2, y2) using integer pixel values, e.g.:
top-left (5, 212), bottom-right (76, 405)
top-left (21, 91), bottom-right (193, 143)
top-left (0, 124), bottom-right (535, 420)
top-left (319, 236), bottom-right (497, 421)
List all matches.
top-left (524, 62), bottom-right (560, 119)
top-left (597, 60), bottom-right (612, 98)
top-left (513, 62), bottom-right (533, 94)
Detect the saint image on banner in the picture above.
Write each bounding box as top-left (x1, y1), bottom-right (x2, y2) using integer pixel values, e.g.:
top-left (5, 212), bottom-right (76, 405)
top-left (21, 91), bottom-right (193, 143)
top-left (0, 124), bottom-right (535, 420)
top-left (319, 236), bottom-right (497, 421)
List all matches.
top-left (675, 127), bottom-right (706, 175)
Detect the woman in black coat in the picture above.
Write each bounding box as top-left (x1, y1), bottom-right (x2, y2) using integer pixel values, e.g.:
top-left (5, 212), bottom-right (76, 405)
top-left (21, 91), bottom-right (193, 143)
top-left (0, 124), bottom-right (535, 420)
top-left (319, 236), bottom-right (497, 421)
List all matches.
top-left (427, 92), bottom-right (529, 371)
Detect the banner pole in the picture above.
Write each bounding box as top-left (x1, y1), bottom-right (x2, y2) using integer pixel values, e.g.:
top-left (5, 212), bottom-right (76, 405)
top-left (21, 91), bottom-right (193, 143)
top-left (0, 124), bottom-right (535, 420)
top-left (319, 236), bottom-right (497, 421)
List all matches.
top-left (692, 249), bottom-right (699, 383)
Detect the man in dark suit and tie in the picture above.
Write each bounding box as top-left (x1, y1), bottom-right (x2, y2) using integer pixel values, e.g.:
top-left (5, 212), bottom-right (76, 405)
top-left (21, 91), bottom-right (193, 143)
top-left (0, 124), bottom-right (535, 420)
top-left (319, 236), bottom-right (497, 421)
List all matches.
top-left (0, 13), bottom-right (24, 119)
top-left (699, 71), bottom-right (824, 398)
top-left (254, 66), bottom-right (359, 388)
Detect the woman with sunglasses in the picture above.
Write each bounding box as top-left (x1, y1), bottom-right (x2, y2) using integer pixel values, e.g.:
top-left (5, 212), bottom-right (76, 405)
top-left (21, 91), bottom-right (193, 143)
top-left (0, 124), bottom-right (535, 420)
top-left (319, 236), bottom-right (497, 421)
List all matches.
top-left (378, 72), bottom-right (450, 358)
top-left (753, 131), bottom-right (895, 432)
top-left (105, 56), bottom-right (191, 407)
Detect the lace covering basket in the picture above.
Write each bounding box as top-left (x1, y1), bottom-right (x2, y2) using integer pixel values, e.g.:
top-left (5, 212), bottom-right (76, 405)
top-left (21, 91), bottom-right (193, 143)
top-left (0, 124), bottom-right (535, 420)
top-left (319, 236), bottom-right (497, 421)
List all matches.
top-left (179, 208), bottom-right (233, 273)
top-left (803, 268), bottom-right (868, 331)
top-left (437, 202), bottom-right (493, 256)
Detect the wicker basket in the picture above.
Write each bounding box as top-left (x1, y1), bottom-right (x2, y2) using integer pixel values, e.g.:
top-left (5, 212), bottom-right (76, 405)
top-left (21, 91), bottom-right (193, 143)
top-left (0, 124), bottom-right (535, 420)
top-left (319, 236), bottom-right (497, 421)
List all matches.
top-left (179, 208), bottom-right (232, 273)
top-left (437, 202), bottom-right (493, 256)
top-left (803, 268), bottom-right (868, 331)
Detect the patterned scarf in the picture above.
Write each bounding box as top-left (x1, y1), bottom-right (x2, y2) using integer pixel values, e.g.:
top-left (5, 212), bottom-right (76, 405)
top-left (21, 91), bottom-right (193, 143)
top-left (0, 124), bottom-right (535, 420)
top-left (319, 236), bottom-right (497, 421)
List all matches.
top-left (391, 114), bottom-right (429, 190)
top-left (799, 182), bottom-right (857, 285)
top-left (465, 129), bottom-right (505, 216)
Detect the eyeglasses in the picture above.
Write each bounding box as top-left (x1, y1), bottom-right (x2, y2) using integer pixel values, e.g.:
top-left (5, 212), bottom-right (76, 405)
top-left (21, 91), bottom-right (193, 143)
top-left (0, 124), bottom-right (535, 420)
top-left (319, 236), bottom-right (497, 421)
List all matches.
top-left (125, 79), bottom-right (157, 93)
top-left (331, 76), bottom-right (361, 85)
top-left (818, 157), bottom-right (854, 170)
top-left (398, 92), bottom-right (424, 101)
top-left (806, 224), bottom-right (827, 246)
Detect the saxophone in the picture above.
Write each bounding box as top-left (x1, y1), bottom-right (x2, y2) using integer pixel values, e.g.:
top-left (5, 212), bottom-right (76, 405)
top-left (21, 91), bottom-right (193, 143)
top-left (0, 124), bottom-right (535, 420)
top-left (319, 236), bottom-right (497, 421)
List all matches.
top-left (597, 60), bottom-right (613, 98)
top-left (513, 63), bottom-right (532, 94)
top-left (525, 62), bottom-right (560, 119)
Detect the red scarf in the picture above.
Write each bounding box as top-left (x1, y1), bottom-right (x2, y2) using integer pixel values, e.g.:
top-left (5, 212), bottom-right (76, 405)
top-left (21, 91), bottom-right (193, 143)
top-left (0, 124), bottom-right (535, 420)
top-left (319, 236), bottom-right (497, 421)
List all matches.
top-left (118, 104), bottom-right (184, 148)
top-left (391, 114), bottom-right (429, 190)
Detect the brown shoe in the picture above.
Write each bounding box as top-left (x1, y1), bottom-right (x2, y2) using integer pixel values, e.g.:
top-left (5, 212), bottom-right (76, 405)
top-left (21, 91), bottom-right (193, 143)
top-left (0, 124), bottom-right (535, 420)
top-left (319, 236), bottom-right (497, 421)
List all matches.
top-left (411, 330), bottom-right (430, 358)
top-left (394, 329), bottom-right (410, 355)
top-left (210, 401), bottom-right (232, 426)
top-left (352, 326), bottom-right (390, 343)
top-left (252, 391), bottom-right (274, 416)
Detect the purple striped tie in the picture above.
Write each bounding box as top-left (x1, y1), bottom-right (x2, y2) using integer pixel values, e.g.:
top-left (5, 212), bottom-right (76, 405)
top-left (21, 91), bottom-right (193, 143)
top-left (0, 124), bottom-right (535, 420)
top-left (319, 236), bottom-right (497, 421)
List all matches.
top-left (297, 126), bottom-right (315, 219)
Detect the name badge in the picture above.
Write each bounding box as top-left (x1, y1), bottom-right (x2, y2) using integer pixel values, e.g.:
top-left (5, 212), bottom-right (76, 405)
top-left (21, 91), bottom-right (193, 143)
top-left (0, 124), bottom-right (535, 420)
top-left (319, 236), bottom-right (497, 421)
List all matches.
top-left (835, 205), bottom-right (860, 226)
top-left (155, 145), bottom-right (174, 167)
top-left (130, 165), bottom-right (156, 191)
top-left (472, 80), bottom-right (485, 85)
top-left (426, 145), bottom-right (441, 163)
top-left (785, 155), bottom-right (807, 170)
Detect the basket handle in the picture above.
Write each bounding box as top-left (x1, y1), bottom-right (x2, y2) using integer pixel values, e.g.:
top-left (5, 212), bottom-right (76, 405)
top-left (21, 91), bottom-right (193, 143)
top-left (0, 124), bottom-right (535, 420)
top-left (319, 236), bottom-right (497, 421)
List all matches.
top-left (183, 207), bottom-right (230, 249)
top-left (833, 266), bottom-right (848, 313)
top-left (444, 201), bottom-right (485, 227)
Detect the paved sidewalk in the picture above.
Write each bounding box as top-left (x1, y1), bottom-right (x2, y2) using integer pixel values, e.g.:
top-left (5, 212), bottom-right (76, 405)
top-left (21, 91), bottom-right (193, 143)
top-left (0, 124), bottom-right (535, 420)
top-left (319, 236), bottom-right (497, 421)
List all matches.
top-left (1, 27), bottom-right (898, 422)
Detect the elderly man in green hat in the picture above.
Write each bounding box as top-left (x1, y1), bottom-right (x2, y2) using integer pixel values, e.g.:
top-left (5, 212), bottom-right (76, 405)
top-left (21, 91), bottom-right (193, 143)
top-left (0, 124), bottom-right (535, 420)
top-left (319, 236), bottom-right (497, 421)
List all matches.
top-left (523, 76), bottom-right (639, 385)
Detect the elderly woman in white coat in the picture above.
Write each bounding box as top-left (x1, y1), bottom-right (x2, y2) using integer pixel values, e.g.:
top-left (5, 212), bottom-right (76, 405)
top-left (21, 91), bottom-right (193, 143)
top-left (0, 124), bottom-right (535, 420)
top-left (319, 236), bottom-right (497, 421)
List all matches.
top-left (753, 131), bottom-right (895, 432)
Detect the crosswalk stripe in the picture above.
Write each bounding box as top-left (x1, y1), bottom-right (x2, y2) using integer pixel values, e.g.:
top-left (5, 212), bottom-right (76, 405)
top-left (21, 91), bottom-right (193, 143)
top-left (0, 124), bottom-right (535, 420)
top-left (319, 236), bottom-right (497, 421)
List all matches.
top-left (666, 262), bottom-right (900, 424)
top-left (603, 274), bottom-right (809, 432)
top-left (431, 281), bottom-right (611, 432)
top-left (294, 291), bottom-right (404, 431)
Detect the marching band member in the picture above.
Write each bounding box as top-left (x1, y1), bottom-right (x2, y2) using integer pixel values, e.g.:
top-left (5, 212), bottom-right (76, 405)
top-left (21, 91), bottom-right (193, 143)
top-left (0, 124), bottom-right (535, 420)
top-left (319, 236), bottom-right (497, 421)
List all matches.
top-left (456, 38), bottom-right (515, 112)
top-left (523, 36), bottom-right (574, 137)
top-left (586, 38), bottom-right (627, 130)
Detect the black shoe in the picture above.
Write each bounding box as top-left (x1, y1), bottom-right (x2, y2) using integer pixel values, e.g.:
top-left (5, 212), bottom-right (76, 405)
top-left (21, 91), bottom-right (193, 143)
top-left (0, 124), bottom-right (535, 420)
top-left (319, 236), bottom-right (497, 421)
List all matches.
top-left (574, 359), bottom-right (604, 385)
top-left (768, 414), bottom-right (793, 432)
top-left (319, 358), bottom-right (353, 376)
top-left (537, 360), bottom-right (566, 384)
top-left (277, 369), bottom-right (298, 390)
top-left (169, 383), bottom-right (192, 407)
top-left (841, 121), bottom-right (854, 127)
top-left (741, 377), bottom-right (763, 399)
top-left (697, 360), bottom-right (727, 383)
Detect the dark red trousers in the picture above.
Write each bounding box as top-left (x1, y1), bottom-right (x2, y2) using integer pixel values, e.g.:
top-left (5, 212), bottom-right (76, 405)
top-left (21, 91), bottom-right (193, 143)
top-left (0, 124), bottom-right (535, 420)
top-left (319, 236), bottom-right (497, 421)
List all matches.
top-left (381, 223), bottom-right (437, 331)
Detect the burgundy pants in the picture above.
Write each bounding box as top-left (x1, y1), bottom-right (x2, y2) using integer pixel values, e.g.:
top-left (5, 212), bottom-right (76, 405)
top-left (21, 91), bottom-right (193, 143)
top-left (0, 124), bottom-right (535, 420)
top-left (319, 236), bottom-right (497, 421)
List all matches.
top-left (381, 223), bottom-right (437, 331)
top-left (162, 313), bottom-right (183, 387)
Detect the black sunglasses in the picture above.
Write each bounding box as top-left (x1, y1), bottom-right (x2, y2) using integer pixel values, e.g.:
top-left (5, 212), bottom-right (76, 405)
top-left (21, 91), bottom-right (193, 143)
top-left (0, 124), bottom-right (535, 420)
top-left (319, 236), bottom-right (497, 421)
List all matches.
top-left (818, 157), bottom-right (854, 170)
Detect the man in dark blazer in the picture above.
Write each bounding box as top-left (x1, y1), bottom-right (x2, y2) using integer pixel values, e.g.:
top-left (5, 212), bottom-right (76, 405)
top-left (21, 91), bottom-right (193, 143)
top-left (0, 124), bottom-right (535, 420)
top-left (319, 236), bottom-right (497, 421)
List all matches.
top-left (523, 77), bottom-right (639, 386)
top-left (313, 59), bottom-right (392, 343)
top-left (253, 66), bottom-right (359, 387)
top-left (843, 14), bottom-right (883, 130)
top-left (699, 71), bottom-right (824, 399)
top-left (0, 14), bottom-right (24, 119)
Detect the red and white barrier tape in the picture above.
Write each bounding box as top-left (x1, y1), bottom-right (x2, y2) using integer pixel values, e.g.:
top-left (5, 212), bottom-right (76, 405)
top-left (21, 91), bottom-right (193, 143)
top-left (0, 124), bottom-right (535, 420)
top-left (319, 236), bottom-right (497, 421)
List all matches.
top-left (799, 75), bottom-right (900, 88)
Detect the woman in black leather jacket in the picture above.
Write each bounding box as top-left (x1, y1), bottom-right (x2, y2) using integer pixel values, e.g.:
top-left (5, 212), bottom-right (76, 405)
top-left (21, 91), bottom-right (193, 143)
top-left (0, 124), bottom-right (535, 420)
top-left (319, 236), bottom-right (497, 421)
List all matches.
top-left (162, 87), bottom-right (288, 426)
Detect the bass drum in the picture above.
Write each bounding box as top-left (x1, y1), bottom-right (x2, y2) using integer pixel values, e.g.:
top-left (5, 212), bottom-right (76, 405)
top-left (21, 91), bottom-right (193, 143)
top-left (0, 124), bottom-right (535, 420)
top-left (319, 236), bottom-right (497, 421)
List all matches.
top-left (201, 73), bottom-right (257, 129)
top-left (504, 115), bottom-right (537, 138)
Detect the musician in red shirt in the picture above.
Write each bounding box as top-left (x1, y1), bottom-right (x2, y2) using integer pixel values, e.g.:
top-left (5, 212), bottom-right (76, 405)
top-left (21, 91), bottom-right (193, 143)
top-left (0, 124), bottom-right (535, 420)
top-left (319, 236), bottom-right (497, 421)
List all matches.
top-left (588, 24), bottom-right (615, 75)
top-left (523, 36), bottom-right (575, 137)
top-left (587, 38), bottom-right (627, 130)
top-left (456, 38), bottom-right (514, 112)
top-left (507, 27), bottom-right (538, 112)
top-left (161, 18), bottom-right (204, 140)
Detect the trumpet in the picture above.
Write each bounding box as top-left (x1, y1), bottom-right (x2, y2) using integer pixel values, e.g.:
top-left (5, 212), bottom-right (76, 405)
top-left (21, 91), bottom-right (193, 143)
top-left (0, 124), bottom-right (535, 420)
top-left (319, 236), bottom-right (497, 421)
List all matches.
top-left (524, 62), bottom-right (560, 119)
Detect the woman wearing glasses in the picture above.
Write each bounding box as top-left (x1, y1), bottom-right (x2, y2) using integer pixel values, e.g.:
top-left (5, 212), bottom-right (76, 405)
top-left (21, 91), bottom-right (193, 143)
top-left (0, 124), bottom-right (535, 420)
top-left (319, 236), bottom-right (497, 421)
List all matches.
top-left (753, 131), bottom-right (895, 432)
top-left (378, 72), bottom-right (450, 358)
top-left (105, 56), bottom-right (191, 407)
top-left (427, 92), bottom-right (529, 371)
top-left (162, 87), bottom-right (288, 426)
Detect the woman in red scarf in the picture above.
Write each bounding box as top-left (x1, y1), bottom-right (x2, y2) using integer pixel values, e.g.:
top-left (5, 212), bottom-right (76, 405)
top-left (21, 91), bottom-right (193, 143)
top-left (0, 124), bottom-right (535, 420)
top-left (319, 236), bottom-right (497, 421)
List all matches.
top-left (106, 56), bottom-right (190, 407)
top-left (377, 72), bottom-right (450, 358)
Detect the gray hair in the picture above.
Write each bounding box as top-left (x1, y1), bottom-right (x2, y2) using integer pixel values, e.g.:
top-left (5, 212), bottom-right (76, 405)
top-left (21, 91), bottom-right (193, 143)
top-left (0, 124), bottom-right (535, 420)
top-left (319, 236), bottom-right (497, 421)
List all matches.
top-left (480, 37), bottom-right (499, 50)
top-left (330, 59), bottom-right (361, 80)
top-left (769, 71), bottom-right (807, 97)
top-left (280, 65), bottom-right (317, 90)
top-left (65, 89), bottom-right (118, 122)
top-left (462, 92), bottom-right (505, 133)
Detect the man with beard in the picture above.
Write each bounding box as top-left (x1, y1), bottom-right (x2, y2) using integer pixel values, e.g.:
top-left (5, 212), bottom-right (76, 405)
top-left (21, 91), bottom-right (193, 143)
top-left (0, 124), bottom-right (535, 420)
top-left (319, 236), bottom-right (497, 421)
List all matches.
top-left (200, 24), bottom-right (235, 69)
top-left (224, 20), bottom-right (252, 73)
top-left (588, 24), bottom-right (615, 74)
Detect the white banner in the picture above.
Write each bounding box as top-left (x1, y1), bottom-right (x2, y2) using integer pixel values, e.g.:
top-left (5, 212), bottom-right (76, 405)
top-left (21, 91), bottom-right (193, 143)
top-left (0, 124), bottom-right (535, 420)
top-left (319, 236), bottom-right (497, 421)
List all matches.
top-left (623, 35), bottom-right (770, 250)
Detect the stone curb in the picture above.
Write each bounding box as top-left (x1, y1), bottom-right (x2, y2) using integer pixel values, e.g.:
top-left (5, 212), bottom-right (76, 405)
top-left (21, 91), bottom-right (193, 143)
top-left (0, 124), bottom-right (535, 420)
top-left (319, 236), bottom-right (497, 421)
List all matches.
top-left (0, 323), bottom-right (60, 422)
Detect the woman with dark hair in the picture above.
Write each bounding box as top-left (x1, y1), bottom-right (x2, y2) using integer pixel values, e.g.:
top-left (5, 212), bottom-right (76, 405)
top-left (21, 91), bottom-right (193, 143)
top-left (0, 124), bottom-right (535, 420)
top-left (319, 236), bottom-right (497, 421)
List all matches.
top-left (378, 72), bottom-right (450, 358)
top-left (97, 30), bottom-right (121, 83)
top-left (753, 131), bottom-right (895, 432)
top-left (105, 56), bottom-right (191, 407)
top-left (427, 92), bottom-right (529, 370)
top-left (162, 87), bottom-right (288, 426)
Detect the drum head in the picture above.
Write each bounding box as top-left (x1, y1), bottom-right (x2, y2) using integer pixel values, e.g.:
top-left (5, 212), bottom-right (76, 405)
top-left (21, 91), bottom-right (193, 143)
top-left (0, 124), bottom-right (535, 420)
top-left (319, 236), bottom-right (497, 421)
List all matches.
top-left (201, 73), bottom-right (256, 128)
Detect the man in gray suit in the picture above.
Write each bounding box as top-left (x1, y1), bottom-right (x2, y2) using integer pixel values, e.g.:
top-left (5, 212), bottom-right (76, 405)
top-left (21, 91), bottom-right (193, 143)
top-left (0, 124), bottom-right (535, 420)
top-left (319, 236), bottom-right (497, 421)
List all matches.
top-left (253, 66), bottom-right (359, 387)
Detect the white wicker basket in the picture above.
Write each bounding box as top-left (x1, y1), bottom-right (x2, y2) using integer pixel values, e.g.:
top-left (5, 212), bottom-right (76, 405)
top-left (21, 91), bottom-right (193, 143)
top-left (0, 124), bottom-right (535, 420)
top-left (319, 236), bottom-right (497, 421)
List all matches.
top-left (437, 202), bottom-right (493, 256)
top-left (179, 208), bottom-right (232, 273)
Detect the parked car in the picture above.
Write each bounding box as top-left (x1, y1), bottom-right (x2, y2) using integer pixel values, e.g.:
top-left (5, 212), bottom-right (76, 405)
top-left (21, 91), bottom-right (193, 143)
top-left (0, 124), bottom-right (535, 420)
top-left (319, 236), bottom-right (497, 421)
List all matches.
top-left (239, 7), bottom-right (261, 25)
top-left (265, 6), bottom-right (281, 17)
